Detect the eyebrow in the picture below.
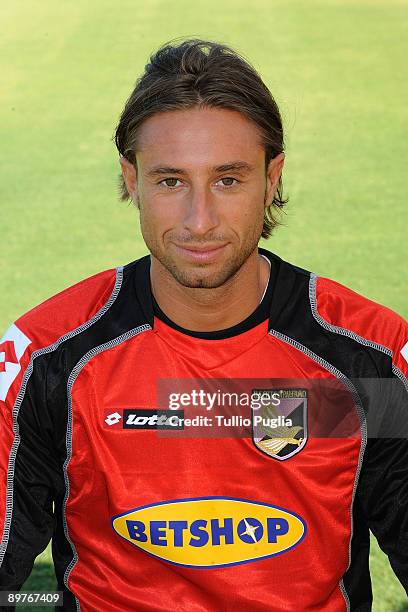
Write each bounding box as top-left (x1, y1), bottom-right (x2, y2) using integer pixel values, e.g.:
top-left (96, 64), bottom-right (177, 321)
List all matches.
top-left (146, 161), bottom-right (256, 177)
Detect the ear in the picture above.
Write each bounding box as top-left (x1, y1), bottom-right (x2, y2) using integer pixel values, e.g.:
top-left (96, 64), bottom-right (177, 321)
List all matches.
top-left (264, 152), bottom-right (285, 207)
top-left (119, 155), bottom-right (139, 205)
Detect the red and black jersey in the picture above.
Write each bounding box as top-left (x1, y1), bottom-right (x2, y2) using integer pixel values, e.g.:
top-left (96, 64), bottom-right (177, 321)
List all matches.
top-left (0, 246), bottom-right (407, 611)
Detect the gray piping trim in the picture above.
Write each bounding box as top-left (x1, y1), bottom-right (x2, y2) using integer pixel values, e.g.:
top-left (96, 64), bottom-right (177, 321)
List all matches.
top-left (62, 324), bottom-right (152, 608)
top-left (310, 273), bottom-right (408, 605)
top-left (309, 273), bottom-right (394, 356)
top-left (392, 364), bottom-right (408, 395)
top-left (268, 328), bottom-right (368, 612)
top-left (0, 266), bottom-right (124, 605)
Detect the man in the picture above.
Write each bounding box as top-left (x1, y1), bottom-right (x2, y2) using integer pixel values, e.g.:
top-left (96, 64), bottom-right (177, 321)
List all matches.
top-left (0, 38), bottom-right (407, 611)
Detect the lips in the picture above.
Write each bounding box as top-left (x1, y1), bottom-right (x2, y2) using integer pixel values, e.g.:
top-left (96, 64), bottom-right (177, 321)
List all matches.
top-left (172, 243), bottom-right (228, 262)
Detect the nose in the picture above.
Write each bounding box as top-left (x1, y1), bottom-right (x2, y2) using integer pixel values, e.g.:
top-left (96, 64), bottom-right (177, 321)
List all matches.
top-left (182, 185), bottom-right (219, 237)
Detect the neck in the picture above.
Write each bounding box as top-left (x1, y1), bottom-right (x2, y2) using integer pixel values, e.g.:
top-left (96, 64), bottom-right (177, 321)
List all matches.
top-left (150, 248), bottom-right (271, 332)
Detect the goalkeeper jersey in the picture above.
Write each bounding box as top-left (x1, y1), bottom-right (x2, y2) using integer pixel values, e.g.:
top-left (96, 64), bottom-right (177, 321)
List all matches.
top-left (0, 246), bottom-right (407, 611)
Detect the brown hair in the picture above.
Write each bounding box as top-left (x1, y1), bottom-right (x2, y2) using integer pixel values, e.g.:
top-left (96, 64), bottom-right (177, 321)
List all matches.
top-left (113, 37), bottom-right (288, 239)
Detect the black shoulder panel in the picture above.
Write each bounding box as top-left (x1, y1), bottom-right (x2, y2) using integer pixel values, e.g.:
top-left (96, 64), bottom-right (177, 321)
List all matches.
top-left (4, 256), bottom-right (152, 607)
top-left (263, 251), bottom-right (407, 609)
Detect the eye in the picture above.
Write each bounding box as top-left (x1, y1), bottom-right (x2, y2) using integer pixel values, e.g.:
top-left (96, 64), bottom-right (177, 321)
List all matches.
top-left (158, 177), bottom-right (241, 189)
top-left (217, 177), bottom-right (240, 188)
top-left (158, 178), bottom-right (182, 188)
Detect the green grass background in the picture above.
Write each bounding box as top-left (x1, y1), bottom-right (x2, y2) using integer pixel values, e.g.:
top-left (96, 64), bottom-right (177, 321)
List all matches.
top-left (1, 0), bottom-right (407, 610)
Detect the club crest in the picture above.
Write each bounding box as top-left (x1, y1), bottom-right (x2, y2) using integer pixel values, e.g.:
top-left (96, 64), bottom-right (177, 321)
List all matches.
top-left (251, 389), bottom-right (308, 461)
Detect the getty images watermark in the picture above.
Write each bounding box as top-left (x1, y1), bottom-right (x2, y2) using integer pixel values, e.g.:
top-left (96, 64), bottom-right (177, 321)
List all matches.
top-left (155, 381), bottom-right (308, 440)
top-left (104, 378), bottom-right (408, 440)
top-left (155, 377), bottom-right (408, 439)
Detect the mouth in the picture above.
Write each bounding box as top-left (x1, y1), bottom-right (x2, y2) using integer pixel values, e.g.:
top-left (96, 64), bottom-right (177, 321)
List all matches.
top-left (172, 243), bottom-right (229, 262)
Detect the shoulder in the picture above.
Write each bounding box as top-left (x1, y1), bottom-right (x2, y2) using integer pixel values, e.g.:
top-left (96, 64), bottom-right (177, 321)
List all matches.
top-left (312, 273), bottom-right (408, 376)
top-left (0, 266), bottom-right (122, 402)
top-left (15, 266), bottom-right (121, 348)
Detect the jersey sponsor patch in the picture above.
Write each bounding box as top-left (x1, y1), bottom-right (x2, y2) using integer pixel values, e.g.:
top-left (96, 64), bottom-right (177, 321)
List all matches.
top-left (401, 340), bottom-right (408, 366)
top-left (251, 388), bottom-right (308, 460)
top-left (0, 324), bottom-right (32, 401)
top-left (111, 496), bottom-right (307, 568)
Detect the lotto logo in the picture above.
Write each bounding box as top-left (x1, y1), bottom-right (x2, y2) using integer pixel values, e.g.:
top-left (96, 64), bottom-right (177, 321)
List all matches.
top-left (103, 409), bottom-right (184, 430)
top-left (105, 412), bottom-right (122, 426)
top-left (0, 324), bottom-right (32, 402)
top-left (0, 341), bottom-right (18, 373)
top-left (401, 341), bottom-right (408, 366)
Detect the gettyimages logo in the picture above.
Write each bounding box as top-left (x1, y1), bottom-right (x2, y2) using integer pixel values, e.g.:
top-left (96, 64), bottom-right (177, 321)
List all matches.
top-left (104, 409), bottom-right (184, 430)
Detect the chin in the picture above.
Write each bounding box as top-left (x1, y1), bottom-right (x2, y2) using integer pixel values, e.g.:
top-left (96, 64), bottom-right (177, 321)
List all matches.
top-left (176, 278), bottom-right (221, 289)
top-left (170, 266), bottom-right (237, 289)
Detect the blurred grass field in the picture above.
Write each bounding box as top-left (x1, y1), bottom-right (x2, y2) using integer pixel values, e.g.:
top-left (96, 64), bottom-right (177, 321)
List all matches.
top-left (1, 0), bottom-right (407, 610)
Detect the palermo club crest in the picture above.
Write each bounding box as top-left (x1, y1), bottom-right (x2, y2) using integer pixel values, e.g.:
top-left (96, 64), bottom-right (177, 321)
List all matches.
top-left (251, 388), bottom-right (308, 460)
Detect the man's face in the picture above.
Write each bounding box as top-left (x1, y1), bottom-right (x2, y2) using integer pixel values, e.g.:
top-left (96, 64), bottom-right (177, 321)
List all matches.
top-left (121, 106), bottom-right (284, 288)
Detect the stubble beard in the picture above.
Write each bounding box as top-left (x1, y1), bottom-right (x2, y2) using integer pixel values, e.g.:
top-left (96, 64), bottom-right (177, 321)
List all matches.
top-left (142, 225), bottom-right (262, 289)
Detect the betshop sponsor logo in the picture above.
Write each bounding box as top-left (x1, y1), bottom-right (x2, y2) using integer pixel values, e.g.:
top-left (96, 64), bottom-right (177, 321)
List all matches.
top-left (111, 496), bottom-right (306, 568)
